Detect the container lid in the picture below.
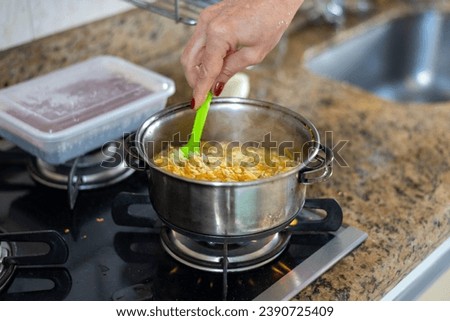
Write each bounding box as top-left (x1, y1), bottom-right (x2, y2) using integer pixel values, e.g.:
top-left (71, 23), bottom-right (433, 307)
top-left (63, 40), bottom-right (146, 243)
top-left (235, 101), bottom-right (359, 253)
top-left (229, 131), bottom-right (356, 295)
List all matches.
top-left (0, 55), bottom-right (175, 161)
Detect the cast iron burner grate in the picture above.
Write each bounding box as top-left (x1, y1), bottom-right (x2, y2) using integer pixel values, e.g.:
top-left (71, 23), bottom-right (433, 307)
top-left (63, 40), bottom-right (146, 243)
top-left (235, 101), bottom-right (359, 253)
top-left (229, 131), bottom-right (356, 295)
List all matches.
top-left (0, 230), bottom-right (71, 300)
top-left (111, 192), bottom-right (367, 300)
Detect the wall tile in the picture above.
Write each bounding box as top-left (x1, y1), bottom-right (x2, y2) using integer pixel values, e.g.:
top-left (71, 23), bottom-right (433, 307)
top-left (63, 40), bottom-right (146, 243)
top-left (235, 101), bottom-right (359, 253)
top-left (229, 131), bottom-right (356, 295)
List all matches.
top-left (28, 0), bottom-right (133, 39)
top-left (0, 0), bottom-right (133, 51)
top-left (0, 0), bottom-right (34, 51)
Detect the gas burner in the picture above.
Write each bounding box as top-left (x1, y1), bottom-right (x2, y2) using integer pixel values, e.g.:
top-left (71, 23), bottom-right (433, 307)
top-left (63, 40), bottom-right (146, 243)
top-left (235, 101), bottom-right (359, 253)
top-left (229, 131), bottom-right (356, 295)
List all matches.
top-left (110, 192), bottom-right (368, 300)
top-left (0, 241), bottom-right (9, 274)
top-left (112, 194), bottom-right (345, 274)
top-left (28, 142), bottom-right (133, 190)
top-left (0, 240), bottom-right (16, 293)
top-left (161, 227), bottom-right (291, 272)
top-left (28, 142), bottom-right (134, 208)
top-left (0, 230), bottom-right (71, 300)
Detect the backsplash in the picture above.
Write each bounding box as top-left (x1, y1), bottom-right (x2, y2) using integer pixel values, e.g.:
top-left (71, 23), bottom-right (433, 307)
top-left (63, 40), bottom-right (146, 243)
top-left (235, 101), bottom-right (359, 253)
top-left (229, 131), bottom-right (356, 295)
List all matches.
top-left (0, 0), bottom-right (133, 51)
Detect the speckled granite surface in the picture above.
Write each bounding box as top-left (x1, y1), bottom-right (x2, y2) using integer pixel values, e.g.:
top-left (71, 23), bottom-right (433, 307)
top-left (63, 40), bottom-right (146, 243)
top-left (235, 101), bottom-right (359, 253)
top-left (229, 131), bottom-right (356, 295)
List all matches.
top-left (0, 1), bottom-right (448, 301)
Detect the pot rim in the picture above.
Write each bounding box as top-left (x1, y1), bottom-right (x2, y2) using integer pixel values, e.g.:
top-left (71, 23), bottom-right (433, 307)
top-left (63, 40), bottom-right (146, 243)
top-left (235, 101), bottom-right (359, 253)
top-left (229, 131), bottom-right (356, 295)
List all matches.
top-left (135, 97), bottom-right (322, 187)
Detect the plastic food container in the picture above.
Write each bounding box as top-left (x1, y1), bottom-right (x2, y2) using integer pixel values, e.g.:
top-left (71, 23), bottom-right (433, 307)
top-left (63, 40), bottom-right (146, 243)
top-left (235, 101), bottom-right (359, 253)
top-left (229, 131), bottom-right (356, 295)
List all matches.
top-left (0, 55), bottom-right (175, 164)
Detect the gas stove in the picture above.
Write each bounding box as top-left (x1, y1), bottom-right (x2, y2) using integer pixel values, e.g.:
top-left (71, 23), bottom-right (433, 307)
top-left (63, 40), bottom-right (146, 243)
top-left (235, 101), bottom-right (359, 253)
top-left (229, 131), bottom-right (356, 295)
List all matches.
top-left (0, 144), bottom-right (367, 301)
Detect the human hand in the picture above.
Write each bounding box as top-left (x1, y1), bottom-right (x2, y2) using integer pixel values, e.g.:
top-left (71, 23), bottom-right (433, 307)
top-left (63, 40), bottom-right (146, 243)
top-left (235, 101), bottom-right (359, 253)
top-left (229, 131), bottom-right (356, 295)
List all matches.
top-left (181, 0), bottom-right (304, 109)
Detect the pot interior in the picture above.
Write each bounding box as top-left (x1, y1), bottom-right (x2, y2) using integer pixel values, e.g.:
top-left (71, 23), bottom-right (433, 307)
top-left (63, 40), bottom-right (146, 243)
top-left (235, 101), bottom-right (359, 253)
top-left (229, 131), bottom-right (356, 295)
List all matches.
top-left (136, 98), bottom-right (320, 170)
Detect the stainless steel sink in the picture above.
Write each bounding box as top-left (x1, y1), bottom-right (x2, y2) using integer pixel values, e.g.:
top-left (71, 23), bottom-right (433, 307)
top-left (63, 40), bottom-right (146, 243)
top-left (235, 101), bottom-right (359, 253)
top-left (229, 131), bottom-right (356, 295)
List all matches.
top-left (304, 10), bottom-right (450, 103)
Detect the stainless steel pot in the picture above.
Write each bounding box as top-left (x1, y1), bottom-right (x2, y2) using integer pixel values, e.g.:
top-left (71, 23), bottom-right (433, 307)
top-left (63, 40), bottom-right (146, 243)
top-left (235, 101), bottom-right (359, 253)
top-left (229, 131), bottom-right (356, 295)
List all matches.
top-left (129, 98), bottom-right (333, 238)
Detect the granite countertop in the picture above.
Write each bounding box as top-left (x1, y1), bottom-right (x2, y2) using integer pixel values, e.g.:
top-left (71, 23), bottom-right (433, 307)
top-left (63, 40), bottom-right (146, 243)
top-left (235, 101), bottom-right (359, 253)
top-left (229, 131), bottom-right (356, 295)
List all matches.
top-left (0, 1), bottom-right (448, 301)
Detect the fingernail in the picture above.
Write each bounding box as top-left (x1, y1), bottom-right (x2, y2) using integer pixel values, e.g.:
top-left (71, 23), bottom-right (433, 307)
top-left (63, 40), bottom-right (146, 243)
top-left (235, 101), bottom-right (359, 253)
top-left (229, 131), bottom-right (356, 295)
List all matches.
top-left (213, 82), bottom-right (225, 96)
top-left (190, 98), bottom-right (196, 109)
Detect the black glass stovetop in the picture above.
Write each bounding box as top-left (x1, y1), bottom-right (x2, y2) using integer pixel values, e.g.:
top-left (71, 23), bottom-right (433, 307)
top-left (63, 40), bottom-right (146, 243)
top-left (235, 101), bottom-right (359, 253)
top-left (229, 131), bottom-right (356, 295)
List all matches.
top-left (0, 151), bottom-right (366, 301)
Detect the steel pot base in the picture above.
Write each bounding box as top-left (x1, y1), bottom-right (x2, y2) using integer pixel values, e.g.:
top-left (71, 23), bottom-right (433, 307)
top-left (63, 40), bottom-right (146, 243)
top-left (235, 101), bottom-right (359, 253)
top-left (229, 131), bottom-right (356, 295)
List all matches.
top-left (160, 227), bottom-right (291, 273)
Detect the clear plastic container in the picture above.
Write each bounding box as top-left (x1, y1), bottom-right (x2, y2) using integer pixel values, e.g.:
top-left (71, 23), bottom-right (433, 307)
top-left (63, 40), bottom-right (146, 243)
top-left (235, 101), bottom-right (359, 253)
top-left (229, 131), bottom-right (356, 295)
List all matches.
top-left (0, 55), bottom-right (175, 164)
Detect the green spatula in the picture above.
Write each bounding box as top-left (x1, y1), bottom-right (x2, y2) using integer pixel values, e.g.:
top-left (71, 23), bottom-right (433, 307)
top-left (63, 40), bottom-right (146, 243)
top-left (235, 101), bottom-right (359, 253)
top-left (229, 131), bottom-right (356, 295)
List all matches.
top-left (180, 91), bottom-right (213, 158)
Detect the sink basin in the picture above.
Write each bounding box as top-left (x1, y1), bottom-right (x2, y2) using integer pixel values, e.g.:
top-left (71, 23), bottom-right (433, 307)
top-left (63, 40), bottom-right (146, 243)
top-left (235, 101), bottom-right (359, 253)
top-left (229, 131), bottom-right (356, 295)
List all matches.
top-left (304, 10), bottom-right (450, 103)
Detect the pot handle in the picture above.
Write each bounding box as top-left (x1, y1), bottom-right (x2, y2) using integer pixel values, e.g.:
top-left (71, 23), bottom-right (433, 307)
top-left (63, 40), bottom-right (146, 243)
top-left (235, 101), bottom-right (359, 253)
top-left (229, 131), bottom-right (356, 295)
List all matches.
top-left (286, 198), bottom-right (343, 232)
top-left (299, 143), bottom-right (334, 185)
top-left (124, 133), bottom-right (149, 171)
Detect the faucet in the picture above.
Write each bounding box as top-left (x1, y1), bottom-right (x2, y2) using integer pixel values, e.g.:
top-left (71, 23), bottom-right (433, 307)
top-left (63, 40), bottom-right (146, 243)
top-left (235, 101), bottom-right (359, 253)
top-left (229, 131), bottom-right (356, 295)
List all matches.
top-left (318, 0), bottom-right (346, 25)
top-left (297, 0), bottom-right (375, 27)
top-left (124, 0), bottom-right (375, 27)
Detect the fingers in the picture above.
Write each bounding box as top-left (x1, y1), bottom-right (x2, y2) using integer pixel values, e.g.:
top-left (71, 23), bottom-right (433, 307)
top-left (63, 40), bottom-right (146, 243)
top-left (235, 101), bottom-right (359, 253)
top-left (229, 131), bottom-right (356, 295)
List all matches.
top-left (181, 0), bottom-right (305, 109)
top-left (188, 46), bottom-right (263, 109)
top-left (191, 33), bottom-right (234, 108)
top-left (181, 4), bottom-right (224, 91)
top-left (181, 27), bottom-right (206, 88)
top-left (212, 47), bottom-right (263, 95)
